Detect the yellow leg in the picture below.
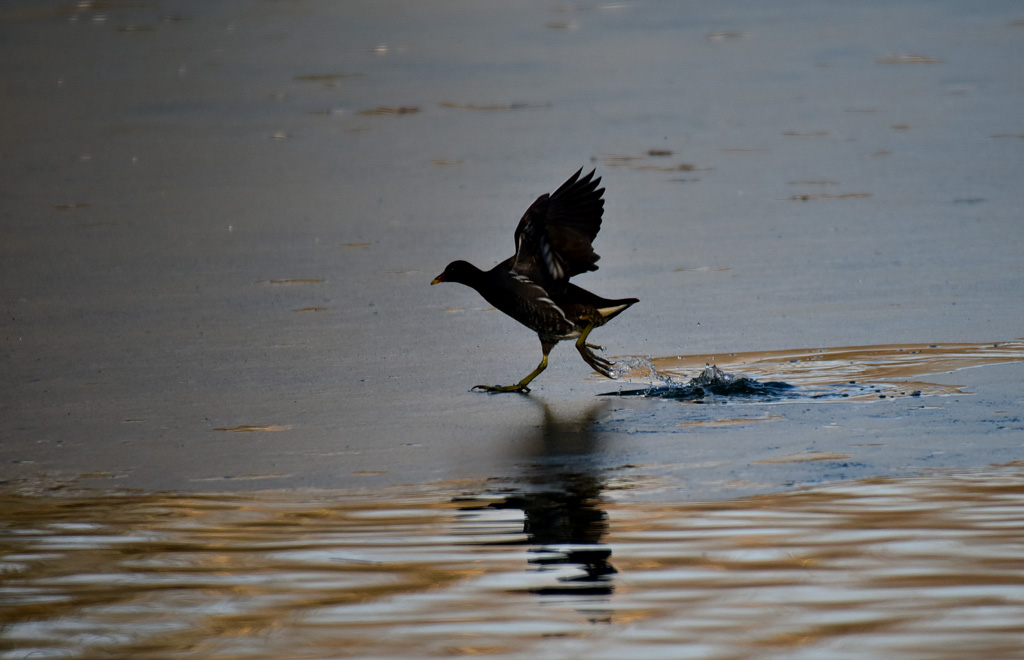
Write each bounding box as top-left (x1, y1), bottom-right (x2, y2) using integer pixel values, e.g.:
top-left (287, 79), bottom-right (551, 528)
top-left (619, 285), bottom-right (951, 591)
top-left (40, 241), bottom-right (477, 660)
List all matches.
top-left (473, 354), bottom-right (549, 394)
top-left (575, 318), bottom-right (599, 351)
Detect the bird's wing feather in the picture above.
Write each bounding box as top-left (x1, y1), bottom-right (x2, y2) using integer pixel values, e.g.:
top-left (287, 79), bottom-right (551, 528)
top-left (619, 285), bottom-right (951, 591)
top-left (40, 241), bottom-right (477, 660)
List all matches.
top-left (511, 168), bottom-right (605, 292)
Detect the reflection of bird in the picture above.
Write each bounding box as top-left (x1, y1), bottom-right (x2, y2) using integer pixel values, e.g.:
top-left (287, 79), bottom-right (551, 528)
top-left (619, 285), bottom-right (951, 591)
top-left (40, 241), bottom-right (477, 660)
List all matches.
top-left (453, 402), bottom-right (617, 603)
top-left (431, 169), bottom-right (639, 392)
top-left (498, 474), bottom-right (617, 598)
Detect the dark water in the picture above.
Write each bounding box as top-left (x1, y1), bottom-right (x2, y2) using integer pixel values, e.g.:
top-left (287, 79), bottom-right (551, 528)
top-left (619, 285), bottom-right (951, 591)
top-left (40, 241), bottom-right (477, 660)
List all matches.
top-left (3, 465), bottom-right (1024, 659)
top-left (2, 5), bottom-right (1023, 658)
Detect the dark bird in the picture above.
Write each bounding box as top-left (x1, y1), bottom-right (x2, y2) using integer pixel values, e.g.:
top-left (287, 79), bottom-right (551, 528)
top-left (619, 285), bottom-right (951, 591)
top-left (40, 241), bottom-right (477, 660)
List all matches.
top-left (431, 168), bottom-right (639, 392)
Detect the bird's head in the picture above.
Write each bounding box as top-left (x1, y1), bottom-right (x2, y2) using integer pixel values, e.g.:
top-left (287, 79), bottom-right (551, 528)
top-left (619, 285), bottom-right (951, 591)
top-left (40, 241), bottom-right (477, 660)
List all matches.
top-left (431, 260), bottom-right (479, 286)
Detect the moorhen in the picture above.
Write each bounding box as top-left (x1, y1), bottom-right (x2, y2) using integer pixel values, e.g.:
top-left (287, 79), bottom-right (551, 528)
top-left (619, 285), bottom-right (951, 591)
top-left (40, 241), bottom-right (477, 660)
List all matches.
top-left (431, 168), bottom-right (638, 392)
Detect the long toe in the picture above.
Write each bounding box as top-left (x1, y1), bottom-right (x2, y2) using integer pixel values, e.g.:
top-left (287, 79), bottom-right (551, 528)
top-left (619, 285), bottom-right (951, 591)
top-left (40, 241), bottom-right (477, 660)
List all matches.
top-left (579, 346), bottom-right (617, 379)
top-left (472, 384), bottom-right (531, 394)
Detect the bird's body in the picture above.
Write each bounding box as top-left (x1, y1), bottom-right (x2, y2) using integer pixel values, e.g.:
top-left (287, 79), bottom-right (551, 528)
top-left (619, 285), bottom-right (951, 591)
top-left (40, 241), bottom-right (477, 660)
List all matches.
top-left (432, 169), bottom-right (638, 392)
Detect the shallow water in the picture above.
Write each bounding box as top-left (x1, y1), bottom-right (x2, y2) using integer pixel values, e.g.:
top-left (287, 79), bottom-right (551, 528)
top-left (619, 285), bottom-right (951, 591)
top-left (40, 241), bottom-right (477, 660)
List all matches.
top-left (3, 465), bottom-right (1024, 659)
top-left (610, 338), bottom-right (1024, 401)
top-left (2, 4), bottom-right (1023, 655)
top-left (3, 0), bottom-right (1024, 495)
top-left (650, 339), bottom-right (1024, 390)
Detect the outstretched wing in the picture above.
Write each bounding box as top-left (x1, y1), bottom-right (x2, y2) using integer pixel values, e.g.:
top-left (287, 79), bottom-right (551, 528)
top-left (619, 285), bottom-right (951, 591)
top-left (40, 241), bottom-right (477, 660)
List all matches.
top-left (511, 168), bottom-right (605, 292)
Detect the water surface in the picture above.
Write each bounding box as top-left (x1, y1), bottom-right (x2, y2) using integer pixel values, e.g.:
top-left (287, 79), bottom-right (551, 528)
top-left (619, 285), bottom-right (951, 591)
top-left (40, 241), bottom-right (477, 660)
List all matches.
top-left (3, 465), bottom-right (1023, 659)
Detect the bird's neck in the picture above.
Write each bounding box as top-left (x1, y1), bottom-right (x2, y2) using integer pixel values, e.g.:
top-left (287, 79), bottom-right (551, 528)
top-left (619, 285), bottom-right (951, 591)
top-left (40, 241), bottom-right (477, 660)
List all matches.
top-left (450, 262), bottom-right (487, 289)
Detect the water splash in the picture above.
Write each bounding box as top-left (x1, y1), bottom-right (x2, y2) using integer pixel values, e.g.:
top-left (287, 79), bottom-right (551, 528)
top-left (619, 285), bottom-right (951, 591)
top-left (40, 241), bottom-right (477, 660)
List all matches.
top-left (605, 363), bottom-right (794, 400)
top-left (608, 355), bottom-right (662, 381)
top-left (605, 339), bottom-right (1024, 401)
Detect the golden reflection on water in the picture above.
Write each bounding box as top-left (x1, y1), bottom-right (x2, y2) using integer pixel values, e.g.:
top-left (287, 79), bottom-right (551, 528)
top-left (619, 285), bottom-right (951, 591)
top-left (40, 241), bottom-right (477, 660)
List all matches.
top-left (653, 338), bottom-right (1024, 385)
top-left (641, 338), bottom-right (1024, 400)
top-left (3, 466), bottom-right (1024, 659)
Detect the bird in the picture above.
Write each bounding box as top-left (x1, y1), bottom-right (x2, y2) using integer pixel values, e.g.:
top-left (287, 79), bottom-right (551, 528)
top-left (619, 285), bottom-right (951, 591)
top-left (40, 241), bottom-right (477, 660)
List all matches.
top-left (431, 168), bottom-right (639, 393)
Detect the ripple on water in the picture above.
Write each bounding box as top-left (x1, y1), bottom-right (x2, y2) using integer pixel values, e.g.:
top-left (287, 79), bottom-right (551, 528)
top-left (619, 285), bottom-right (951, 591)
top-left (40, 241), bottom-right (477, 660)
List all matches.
top-left (2, 466), bottom-right (1024, 659)
top-left (608, 339), bottom-right (1024, 402)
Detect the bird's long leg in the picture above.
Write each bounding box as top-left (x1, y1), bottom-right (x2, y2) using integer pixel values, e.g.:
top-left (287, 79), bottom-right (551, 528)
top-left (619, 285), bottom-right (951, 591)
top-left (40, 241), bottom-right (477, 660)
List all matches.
top-left (575, 318), bottom-right (616, 379)
top-left (577, 320), bottom-right (604, 351)
top-left (473, 341), bottom-right (554, 393)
